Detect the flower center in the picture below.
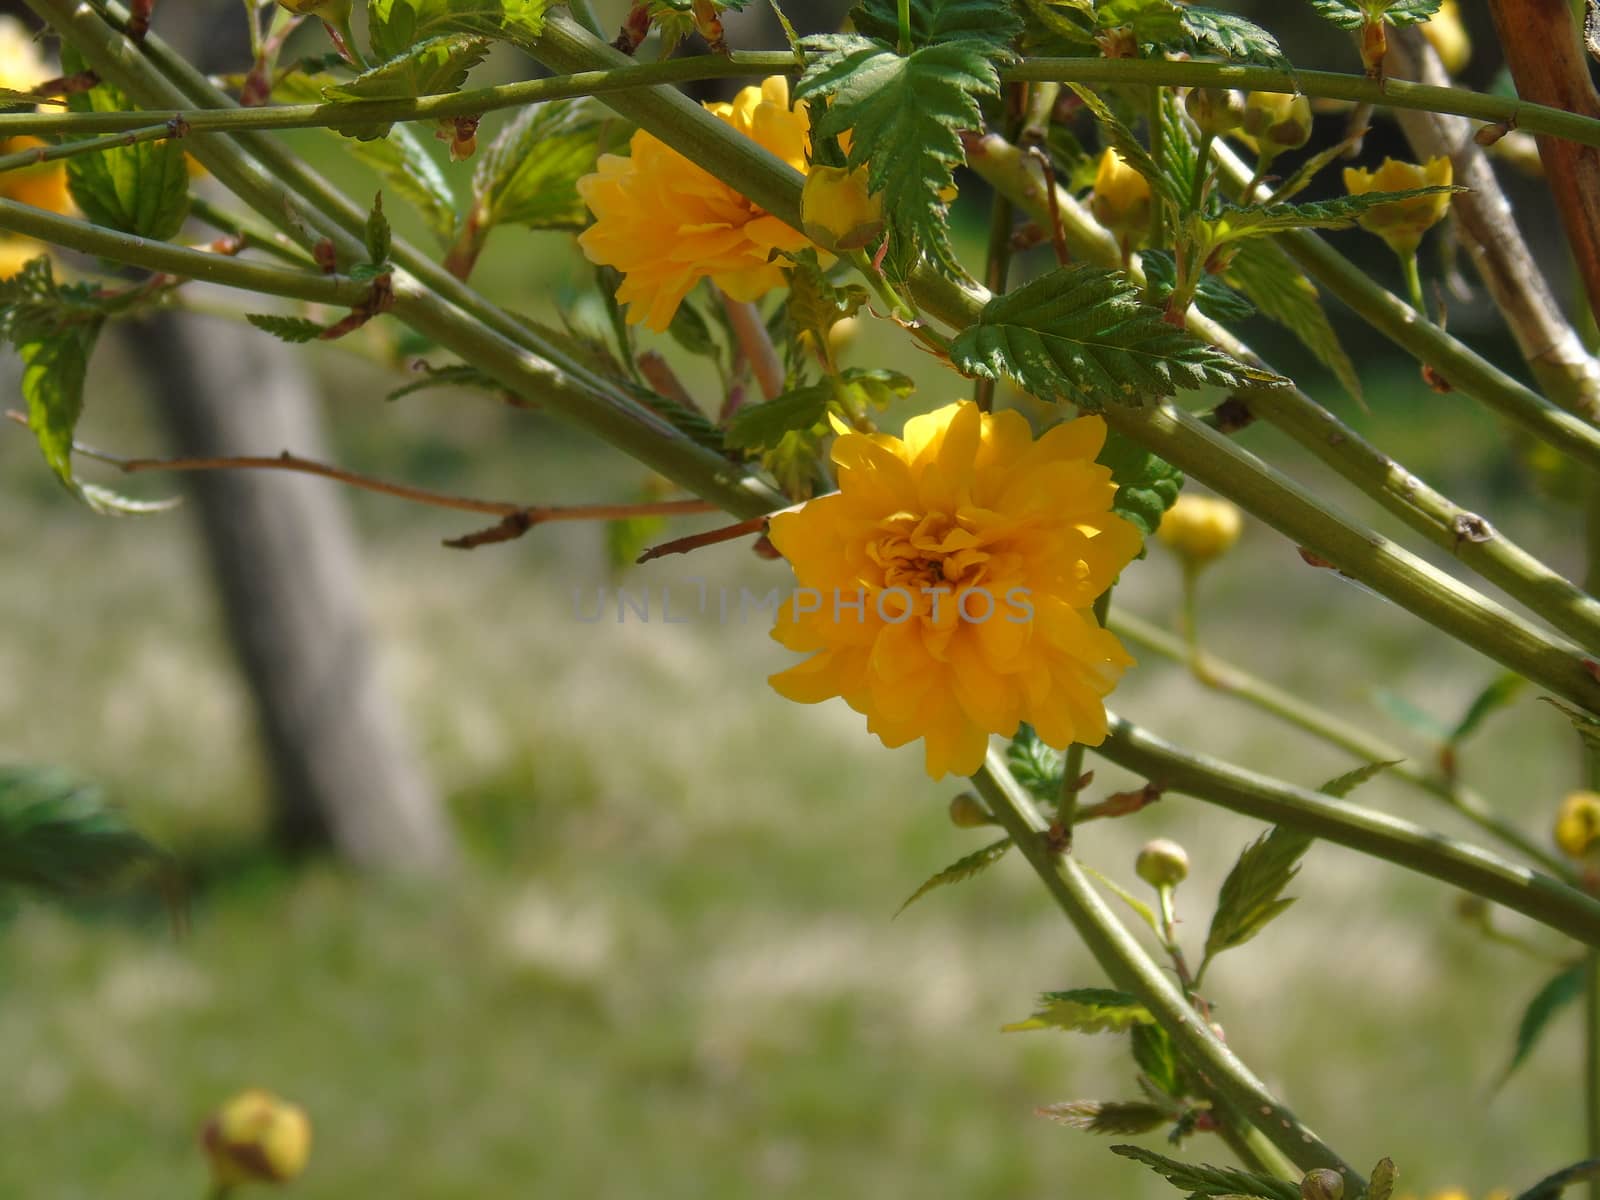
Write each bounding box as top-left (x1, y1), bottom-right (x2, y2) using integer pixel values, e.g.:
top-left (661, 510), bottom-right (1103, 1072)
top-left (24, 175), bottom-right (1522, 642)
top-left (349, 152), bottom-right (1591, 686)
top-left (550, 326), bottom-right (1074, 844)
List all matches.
top-left (867, 511), bottom-right (992, 600)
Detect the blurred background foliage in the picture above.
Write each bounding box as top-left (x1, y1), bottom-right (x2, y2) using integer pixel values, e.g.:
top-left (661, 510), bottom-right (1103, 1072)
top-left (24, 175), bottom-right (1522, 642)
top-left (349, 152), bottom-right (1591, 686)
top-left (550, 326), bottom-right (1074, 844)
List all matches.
top-left (0, 0), bottom-right (1588, 1195)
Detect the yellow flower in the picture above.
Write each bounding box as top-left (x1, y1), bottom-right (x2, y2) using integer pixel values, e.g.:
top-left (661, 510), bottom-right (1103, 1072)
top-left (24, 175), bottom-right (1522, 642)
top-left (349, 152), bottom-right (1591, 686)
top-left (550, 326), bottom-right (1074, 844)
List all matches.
top-left (802, 163), bottom-right (884, 252)
top-left (1240, 91), bottom-right (1313, 158)
top-left (1555, 791), bottom-right (1600, 860)
top-left (577, 76), bottom-right (811, 332)
top-left (1157, 494), bottom-right (1242, 567)
top-left (202, 1089), bottom-right (312, 1187)
top-left (0, 15), bottom-right (50, 92)
top-left (1422, 0), bottom-right (1471, 75)
top-left (767, 401), bottom-right (1141, 780)
top-left (0, 16), bottom-right (73, 273)
top-left (1341, 156), bottom-right (1453, 258)
top-left (1090, 148), bottom-right (1151, 241)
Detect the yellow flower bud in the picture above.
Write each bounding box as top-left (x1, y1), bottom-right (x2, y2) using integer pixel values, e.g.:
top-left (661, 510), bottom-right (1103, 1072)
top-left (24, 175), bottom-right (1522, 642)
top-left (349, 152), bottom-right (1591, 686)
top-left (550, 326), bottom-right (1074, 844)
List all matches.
top-left (1157, 494), bottom-right (1242, 567)
top-left (1136, 839), bottom-right (1189, 887)
top-left (948, 792), bottom-right (993, 828)
top-left (202, 1090), bottom-right (312, 1188)
top-left (1185, 87), bottom-right (1244, 136)
top-left (1422, 0), bottom-right (1471, 75)
top-left (1241, 92), bottom-right (1313, 158)
top-left (802, 164), bottom-right (885, 252)
top-left (1341, 155), bottom-right (1453, 258)
top-left (1555, 791), bottom-right (1600, 860)
top-left (1090, 148), bottom-right (1151, 241)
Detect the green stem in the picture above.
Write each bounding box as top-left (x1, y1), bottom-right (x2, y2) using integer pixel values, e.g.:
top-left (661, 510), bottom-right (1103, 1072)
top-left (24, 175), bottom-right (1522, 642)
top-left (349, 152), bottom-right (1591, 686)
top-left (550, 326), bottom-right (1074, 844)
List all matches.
top-left (1147, 85), bottom-right (1165, 248)
top-left (973, 750), bottom-right (1342, 1185)
top-left (897, 0), bottom-right (912, 56)
top-left (1400, 248), bottom-right (1427, 319)
top-left (567, 0), bottom-right (604, 38)
top-left (1588, 952), bottom-right (1600, 1199)
top-left (0, 198), bottom-right (373, 305)
top-left (188, 195), bottom-right (315, 266)
top-left (0, 121), bottom-right (181, 171)
top-left (1192, 130), bottom-right (1215, 211)
top-left (967, 128), bottom-right (1600, 653)
top-left (1111, 608), bottom-right (1574, 878)
top-left (1096, 713), bottom-right (1600, 946)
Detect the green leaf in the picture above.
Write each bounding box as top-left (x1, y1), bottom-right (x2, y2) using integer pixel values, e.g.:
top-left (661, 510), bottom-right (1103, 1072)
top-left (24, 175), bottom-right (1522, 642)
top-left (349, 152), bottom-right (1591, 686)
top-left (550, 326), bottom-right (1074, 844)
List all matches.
top-left (1096, 427), bottom-right (1183, 545)
top-left (949, 265), bottom-right (1281, 409)
top-left (895, 836), bottom-right (1013, 916)
top-left (847, 0), bottom-right (1024, 51)
top-left (1383, 0), bottom-right (1444, 23)
top-left (1140, 252), bottom-right (1255, 323)
top-left (1225, 239), bottom-right (1361, 404)
top-left (1515, 1160), bottom-right (1600, 1200)
top-left (367, 0), bottom-right (551, 61)
top-left (1132, 1020), bottom-right (1185, 1098)
top-left (1067, 83), bottom-right (1184, 211)
top-left (836, 366), bottom-right (915, 412)
top-left (365, 192), bottom-right (392, 265)
top-left (785, 251), bottom-right (870, 364)
top-left (724, 380), bottom-right (833, 452)
top-left (1368, 1157), bottom-right (1399, 1200)
top-left (1501, 962), bottom-right (1585, 1084)
top-left (470, 97), bottom-right (627, 233)
top-left (1311, 0), bottom-right (1441, 28)
top-left (1037, 1100), bottom-right (1169, 1135)
top-left (1081, 862), bottom-right (1163, 935)
top-left (1308, 0), bottom-right (1366, 29)
top-left (1372, 688), bottom-right (1452, 741)
top-left (1207, 187), bottom-right (1460, 243)
top-left (1202, 826), bottom-right (1313, 962)
top-left (1002, 987), bottom-right (1155, 1034)
top-left (796, 29), bottom-right (1009, 277)
top-left (324, 34), bottom-right (488, 103)
top-left (0, 766), bottom-right (165, 898)
top-left (62, 54), bottom-right (189, 240)
top-left (1542, 698), bottom-right (1600, 755)
top-left (1449, 672), bottom-right (1526, 745)
top-left (1315, 758), bottom-right (1403, 799)
top-left (1179, 6), bottom-right (1288, 67)
top-left (246, 313), bottom-right (326, 343)
top-left (1110, 1144), bottom-right (1301, 1200)
top-left (386, 361), bottom-right (502, 401)
top-left (1006, 722), bottom-right (1063, 803)
top-left (348, 126), bottom-right (460, 243)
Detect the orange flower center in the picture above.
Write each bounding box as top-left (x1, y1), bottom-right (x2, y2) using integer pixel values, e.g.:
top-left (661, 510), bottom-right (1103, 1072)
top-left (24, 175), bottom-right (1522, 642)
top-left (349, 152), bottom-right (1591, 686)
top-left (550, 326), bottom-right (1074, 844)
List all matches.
top-left (868, 511), bottom-right (993, 599)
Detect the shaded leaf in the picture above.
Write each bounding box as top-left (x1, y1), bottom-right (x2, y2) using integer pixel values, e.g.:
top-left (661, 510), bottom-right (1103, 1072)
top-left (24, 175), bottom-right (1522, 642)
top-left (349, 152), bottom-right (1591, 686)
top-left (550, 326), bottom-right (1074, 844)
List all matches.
top-left (1449, 672), bottom-right (1526, 745)
top-left (1501, 962), bottom-right (1585, 1084)
top-left (0, 766), bottom-right (165, 898)
top-left (949, 265), bottom-right (1281, 409)
top-left (1096, 427), bottom-right (1184, 543)
top-left (1372, 688), bottom-right (1452, 741)
top-left (324, 34), bottom-right (488, 102)
top-left (1006, 722), bottom-right (1063, 803)
top-left (1224, 238), bottom-right (1361, 403)
top-left (1081, 862), bottom-right (1163, 935)
top-left (724, 380), bottom-right (834, 452)
top-left (1038, 1100), bottom-right (1169, 1135)
top-left (1002, 987), bottom-right (1154, 1034)
top-left (367, 0), bottom-right (552, 60)
top-left (1316, 758), bottom-right (1403, 799)
top-left (1515, 1160), bottom-right (1600, 1200)
top-left (1142, 251), bottom-right (1255, 323)
top-left (849, 0), bottom-right (1024, 51)
top-left (247, 313), bottom-right (325, 343)
top-left (1132, 1020), bottom-right (1185, 1098)
top-left (1110, 1144), bottom-right (1301, 1200)
top-left (1202, 826), bottom-right (1313, 962)
top-left (471, 97), bottom-right (627, 233)
top-left (895, 836), bottom-right (1013, 916)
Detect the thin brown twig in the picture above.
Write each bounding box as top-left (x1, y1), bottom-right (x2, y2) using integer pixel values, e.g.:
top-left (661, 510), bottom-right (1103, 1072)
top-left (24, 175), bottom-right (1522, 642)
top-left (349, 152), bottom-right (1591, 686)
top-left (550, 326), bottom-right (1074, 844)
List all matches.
top-left (636, 516), bottom-right (770, 563)
top-left (1025, 144), bottom-right (1071, 266)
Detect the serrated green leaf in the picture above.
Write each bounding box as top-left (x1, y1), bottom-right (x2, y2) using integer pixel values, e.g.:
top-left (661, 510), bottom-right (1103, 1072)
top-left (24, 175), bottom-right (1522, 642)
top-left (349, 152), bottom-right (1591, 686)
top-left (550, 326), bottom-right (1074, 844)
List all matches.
top-left (349, 127), bottom-right (460, 242)
top-left (785, 251), bottom-right (870, 366)
top-left (797, 30), bottom-right (1008, 278)
top-left (1515, 1160), bottom-right (1600, 1200)
top-left (0, 766), bottom-right (165, 898)
top-left (17, 312), bottom-right (99, 488)
top-left (1180, 6), bottom-right (1288, 67)
top-left (1385, 0), bottom-right (1443, 23)
top-left (246, 313), bottom-right (325, 343)
top-left (1006, 722), bottom-right (1063, 803)
top-left (1038, 1099), bottom-right (1170, 1135)
top-left (1207, 187), bottom-right (1460, 243)
top-left (365, 192), bottom-right (392, 265)
top-left (387, 362), bottom-right (501, 401)
top-left (895, 835), bottom-right (1013, 916)
top-left (1140, 252), bottom-right (1255, 323)
top-left (1449, 672), bottom-right (1526, 745)
top-left (1542, 698), bottom-right (1600, 754)
top-left (1096, 427), bottom-right (1183, 545)
top-left (724, 381), bottom-right (833, 452)
top-left (666, 297), bottom-right (719, 360)
top-left (848, 0), bottom-right (1024, 50)
top-left (368, 0), bottom-right (551, 61)
top-left (1501, 962), bottom-right (1585, 1085)
top-left (1068, 83), bottom-right (1184, 211)
top-left (1225, 239), bottom-right (1360, 403)
top-left (1202, 826), bottom-right (1313, 962)
top-left (1081, 862), bottom-right (1163, 935)
top-left (1003, 987), bottom-right (1155, 1034)
top-left (1316, 758), bottom-right (1403, 799)
top-left (1132, 1020), bottom-right (1185, 1099)
top-left (325, 34), bottom-right (488, 103)
top-left (1368, 1157), bottom-right (1399, 1200)
top-left (836, 366), bottom-right (914, 411)
top-left (62, 52), bottom-right (188, 240)
top-left (1110, 1144), bottom-right (1301, 1200)
top-left (471, 97), bottom-right (625, 233)
top-left (1308, 0), bottom-right (1366, 29)
top-left (949, 265), bottom-right (1281, 409)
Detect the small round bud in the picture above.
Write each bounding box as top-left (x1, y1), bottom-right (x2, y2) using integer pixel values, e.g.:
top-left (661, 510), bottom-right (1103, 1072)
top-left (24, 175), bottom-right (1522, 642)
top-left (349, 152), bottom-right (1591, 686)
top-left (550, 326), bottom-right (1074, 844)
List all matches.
top-left (948, 792), bottom-right (993, 828)
top-left (1090, 148), bottom-right (1152, 241)
top-left (202, 1089), bottom-right (312, 1188)
top-left (1555, 791), bottom-right (1600, 860)
top-left (1241, 92), bottom-right (1313, 158)
top-left (1136, 839), bottom-right (1189, 887)
top-left (1185, 87), bottom-right (1244, 136)
top-left (1301, 1169), bottom-right (1345, 1200)
top-left (1157, 494), bottom-right (1243, 568)
top-left (802, 164), bottom-right (885, 252)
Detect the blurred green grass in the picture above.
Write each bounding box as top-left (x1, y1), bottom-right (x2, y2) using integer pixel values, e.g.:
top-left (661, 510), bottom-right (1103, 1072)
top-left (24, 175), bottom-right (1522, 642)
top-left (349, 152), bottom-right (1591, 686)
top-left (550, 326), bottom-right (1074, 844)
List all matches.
top-left (0, 7), bottom-right (1588, 1190)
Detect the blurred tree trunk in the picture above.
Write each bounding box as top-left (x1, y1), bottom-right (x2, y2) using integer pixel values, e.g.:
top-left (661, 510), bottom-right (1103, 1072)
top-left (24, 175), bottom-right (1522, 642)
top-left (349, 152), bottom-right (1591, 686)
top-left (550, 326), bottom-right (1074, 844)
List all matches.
top-left (124, 312), bottom-right (455, 872)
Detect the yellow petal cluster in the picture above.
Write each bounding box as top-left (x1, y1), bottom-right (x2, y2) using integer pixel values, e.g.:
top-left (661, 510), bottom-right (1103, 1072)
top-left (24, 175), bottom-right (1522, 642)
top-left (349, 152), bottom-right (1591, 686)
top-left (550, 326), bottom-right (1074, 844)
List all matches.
top-left (577, 76), bottom-right (811, 332)
top-left (1090, 148), bottom-right (1151, 242)
top-left (0, 16), bottom-right (73, 277)
top-left (1342, 156), bottom-right (1453, 258)
top-left (767, 401), bottom-right (1141, 780)
top-left (202, 1089), bottom-right (312, 1188)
